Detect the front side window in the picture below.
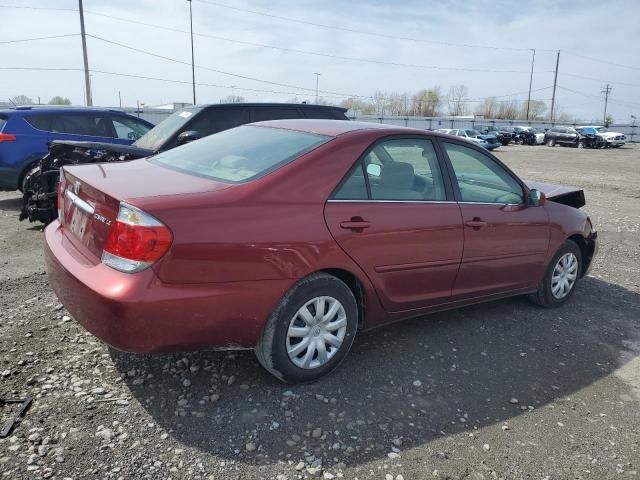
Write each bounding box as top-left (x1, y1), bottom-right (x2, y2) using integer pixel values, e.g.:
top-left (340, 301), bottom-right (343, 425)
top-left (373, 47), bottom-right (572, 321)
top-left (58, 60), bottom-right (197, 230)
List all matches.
top-left (151, 125), bottom-right (331, 183)
top-left (112, 116), bottom-right (152, 140)
top-left (443, 142), bottom-right (523, 204)
top-left (333, 138), bottom-right (446, 201)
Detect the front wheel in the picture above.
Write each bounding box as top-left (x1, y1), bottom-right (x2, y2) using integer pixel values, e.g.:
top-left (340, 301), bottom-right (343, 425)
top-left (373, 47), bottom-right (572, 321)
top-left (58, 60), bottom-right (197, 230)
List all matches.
top-left (546, 138), bottom-right (556, 147)
top-left (529, 241), bottom-right (582, 308)
top-left (578, 140), bottom-right (586, 149)
top-left (255, 273), bottom-right (358, 383)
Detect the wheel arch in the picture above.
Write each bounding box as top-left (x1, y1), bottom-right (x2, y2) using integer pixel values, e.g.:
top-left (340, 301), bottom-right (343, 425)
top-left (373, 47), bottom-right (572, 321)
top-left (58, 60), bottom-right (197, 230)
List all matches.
top-left (320, 268), bottom-right (367, 330)
top-left (567, 233), bottom-right (595, 278)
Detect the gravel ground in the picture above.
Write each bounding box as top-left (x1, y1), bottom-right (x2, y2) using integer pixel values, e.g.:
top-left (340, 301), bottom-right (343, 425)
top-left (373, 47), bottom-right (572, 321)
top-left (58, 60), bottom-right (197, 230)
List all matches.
top-left (1, 144), bottom-right (639, 480)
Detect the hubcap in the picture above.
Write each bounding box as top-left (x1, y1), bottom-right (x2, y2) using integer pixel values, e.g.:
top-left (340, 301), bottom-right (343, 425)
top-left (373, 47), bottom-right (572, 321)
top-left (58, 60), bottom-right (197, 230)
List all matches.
top-left (286, 296), bottom-right (347, 369)
top-left (551, 252), bottom-right (578, 299)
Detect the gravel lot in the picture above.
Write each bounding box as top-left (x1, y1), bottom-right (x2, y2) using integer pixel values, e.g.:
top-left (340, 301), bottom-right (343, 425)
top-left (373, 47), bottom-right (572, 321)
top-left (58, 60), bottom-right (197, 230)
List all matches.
top-left (1, 144), bottom-right (639, 480)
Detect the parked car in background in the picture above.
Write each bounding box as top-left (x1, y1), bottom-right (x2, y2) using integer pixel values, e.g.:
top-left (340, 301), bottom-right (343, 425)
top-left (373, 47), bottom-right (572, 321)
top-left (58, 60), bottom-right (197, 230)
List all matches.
top-left (514, 126), bottom-right (545, 145)
top-left (578, 125), bottom-right (626, 147)
top-left (545, 126), bottom-right (607, 149)
top-left (476, 125), bottom-right (514, 146)
top-left (0, 106), bottom-right (153, 192)
top-left (449, 128), bottom-right (500, 150)
top-left (20, 103), bottom-right (349, 223)
top-left (45, 120), bottom-right (597, 383)
top-left (544, 126), bottom-right (580, 147)
top-left (575, 127), bottom-right (607, 149)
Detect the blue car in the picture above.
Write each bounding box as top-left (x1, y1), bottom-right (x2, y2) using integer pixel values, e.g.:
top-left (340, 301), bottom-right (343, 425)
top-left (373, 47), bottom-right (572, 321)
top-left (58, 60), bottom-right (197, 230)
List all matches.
top-left (448, 128), bottom-right (501, 150)
top-left (0, 106), bottom-right (153, 191)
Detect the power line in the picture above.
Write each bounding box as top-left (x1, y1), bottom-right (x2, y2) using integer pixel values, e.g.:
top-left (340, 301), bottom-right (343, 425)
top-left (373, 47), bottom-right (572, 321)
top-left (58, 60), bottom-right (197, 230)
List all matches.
top-left (561, 72), bottom-right (640, 88)
top-left (0, 4), bottom-right (76, 12)
top-left (79, 10), bottom-right (540, 74)
top-left (85, 34), bottom-right (365, 98)
top-left (564, 50), bottom-right (640, 71)
top-left (557, 85), bottom-right (640, 107)
top-left (195, 0), bottom-right (546, 52)
top-left (0, 33), bottom-right (79, 44)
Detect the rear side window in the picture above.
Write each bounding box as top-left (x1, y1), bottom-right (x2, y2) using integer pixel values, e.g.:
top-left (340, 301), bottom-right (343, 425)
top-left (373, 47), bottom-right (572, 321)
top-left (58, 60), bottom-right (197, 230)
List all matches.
top-left (25, 114), bottom-right (53, 131)
top-left (0, 116), bottom-right (7, 132)
top-left (185, 108), bottom-right (250, 136)
top-left (253, 108), bottom-right (302, 122)
top-left (151, 125), bottom-right (332, 183)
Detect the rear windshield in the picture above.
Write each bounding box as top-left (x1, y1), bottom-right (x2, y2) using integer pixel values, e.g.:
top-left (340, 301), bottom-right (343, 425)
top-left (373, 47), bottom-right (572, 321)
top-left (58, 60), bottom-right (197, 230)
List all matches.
top-left (134, 107), bottom-right (201, 151)
top-left (151, 125), bottom-right (332, 183)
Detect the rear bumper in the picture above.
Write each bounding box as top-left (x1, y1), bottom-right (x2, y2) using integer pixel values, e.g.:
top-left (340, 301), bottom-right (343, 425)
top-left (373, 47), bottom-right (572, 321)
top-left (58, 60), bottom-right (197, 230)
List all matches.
top-left (44, 221), bottom-right (291, 352)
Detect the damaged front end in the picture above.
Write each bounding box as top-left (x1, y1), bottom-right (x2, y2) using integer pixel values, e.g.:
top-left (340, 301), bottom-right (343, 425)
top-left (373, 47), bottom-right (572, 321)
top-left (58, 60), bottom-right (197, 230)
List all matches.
top-left (19, 141), bottom-right (152, 224)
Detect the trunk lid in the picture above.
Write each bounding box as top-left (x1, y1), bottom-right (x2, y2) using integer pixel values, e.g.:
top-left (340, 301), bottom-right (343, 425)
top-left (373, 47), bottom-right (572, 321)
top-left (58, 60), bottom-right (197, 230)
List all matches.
top-left (60, 159), bottom-right (232, 260)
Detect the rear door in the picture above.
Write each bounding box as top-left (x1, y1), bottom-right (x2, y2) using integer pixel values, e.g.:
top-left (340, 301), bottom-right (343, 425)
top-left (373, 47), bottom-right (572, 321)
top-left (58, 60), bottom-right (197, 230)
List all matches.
top-left (324, 136), bottom-right (463, 312)
top-left (48, 113), bottom-right (117, 144)
top-left (439, 141), bottom-right (549, 297)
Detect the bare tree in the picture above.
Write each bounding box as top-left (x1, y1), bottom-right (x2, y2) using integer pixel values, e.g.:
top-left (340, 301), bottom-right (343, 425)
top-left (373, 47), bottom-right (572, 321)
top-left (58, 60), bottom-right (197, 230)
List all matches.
top-left (519, 100), bottom-right (546, 120)
top-left (372, 90), bottom-right (386, 116)
top-left (10, 94), bottom-right (33, 105)
top-left (447, 84), bottom-right (468, 116)
top-left (495, 99), bottom-right (519, 119)
top-left (221, 95), bottom-right (246, 103)
top-left (474, 96), bottom-right (498, 118)
top-left (48, 96), bottom-right (72, 105)
top-left (340, 97), bottom-right (376, 115)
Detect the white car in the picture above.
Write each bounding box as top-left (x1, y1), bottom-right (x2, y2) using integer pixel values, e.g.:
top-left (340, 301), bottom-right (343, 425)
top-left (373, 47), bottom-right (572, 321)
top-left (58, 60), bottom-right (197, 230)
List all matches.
top-left (579, 126), bottom-right (626, 147)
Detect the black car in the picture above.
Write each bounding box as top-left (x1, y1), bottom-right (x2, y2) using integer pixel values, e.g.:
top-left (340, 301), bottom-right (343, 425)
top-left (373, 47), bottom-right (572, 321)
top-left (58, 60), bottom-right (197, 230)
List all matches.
top-left (20, 103), bottom-right (349, 223)
top-left (543, 126), bottom-right (580, 147)
top-left (476, 125), bottom-right (514, 146)
top-left (544, 126), bottom-right (605, 148)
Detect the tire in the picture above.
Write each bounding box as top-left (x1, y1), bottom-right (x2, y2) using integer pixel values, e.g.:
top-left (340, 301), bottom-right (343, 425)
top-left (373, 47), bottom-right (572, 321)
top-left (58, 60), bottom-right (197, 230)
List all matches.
top-left (18, 163), bottom-right (39, 193)
top-left (578, 140), bottom-right (586, 149)
top-left (255, 273), bottom-right (358, 383)
top-left (529, 240), bottom-right (582, 308)
top-left (546, 138), bottom-right (555, 147)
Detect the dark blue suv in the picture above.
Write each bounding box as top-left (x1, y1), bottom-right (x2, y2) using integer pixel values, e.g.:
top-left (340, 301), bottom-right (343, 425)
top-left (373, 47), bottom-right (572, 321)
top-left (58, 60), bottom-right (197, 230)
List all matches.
top-left (0, 107), bottom-right (153, 191)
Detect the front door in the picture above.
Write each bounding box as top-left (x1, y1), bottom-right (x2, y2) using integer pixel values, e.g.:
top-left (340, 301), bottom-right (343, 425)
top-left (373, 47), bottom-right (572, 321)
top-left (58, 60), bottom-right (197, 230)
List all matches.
top-left (324, 137), bottom-right (464, 312)
top-left (440, 141), bottom-right (549, 298)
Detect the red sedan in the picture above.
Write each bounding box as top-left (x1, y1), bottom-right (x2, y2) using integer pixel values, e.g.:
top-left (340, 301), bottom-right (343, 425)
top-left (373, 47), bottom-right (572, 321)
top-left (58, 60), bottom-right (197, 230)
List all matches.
top-left (45, 120), bottom-right (597, 383)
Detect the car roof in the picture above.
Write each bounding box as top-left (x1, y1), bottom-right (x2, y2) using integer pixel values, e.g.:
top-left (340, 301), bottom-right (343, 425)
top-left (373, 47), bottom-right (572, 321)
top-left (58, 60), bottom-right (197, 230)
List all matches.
top-left (0, 106), bottom-right (137, 116)
top-left (251, 119), bottom-right (434, 137)
top-left (199, 102), bottom-right (347, 112)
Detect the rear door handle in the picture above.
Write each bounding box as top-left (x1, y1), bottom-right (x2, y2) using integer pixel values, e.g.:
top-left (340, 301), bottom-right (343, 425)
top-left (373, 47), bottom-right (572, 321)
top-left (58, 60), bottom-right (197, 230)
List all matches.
top-left (465, 219), bottom-right (488, 230)
top-left (340, 220), bottom-right (371, 230)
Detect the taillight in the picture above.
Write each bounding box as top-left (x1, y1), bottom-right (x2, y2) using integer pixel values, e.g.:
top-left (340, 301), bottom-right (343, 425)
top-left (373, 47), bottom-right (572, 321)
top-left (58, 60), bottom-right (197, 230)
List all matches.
top-left (102, 203), bottom-right (172, 273)
top-left (57, 172), bottom-right (65, 223)
top-left (0, 133), bottom-right (17, 143)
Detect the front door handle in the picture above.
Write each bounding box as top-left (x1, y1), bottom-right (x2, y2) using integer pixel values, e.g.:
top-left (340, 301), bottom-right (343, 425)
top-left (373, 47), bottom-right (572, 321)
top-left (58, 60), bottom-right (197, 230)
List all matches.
top-left (465, 218), bottom-right (488, 230)
top-left (340, 218), bottom-right (371, 231)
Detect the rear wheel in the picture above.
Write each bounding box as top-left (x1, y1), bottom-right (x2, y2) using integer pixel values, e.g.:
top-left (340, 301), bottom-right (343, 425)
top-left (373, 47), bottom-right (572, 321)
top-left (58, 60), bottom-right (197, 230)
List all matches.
top-left (546, 138), bottom-right (556, 147)
top-left (255, 273), bottom-right (358, 383)
top-left (578, 140), bottom-right (586, 149)
top-left (529, 241), bottom-right (582, 308)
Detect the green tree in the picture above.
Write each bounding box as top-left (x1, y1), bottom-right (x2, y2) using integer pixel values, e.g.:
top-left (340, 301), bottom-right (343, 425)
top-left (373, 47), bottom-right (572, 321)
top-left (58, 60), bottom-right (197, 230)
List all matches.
top-left (48, 96), bottom-right (72, 105)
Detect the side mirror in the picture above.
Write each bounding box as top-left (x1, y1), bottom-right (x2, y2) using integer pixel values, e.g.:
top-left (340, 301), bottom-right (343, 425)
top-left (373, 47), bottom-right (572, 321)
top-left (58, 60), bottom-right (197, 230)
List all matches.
top-left (528, 189), bottom-right (545, 207)
top-left (366, 163), bottom-right (381, 177)
top-left (176, 130), bottom-right (202, 145)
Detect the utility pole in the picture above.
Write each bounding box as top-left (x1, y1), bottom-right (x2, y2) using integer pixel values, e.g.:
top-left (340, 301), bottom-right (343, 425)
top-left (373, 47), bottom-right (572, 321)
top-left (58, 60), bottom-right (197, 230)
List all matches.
top-left (526, 49), bottom-right (535, 121)
top-left (78, 0), bottom-right (92, 106)
top-left (602, 84), bottom-right (612, 125)
top-left (550, 50), bottom-right (560, 122)
top-left (187, 0), bottom-right (196, 105)
top-left (118, 91), bottom-right (122, 108)
top-left (314, 72), bottom-right (321, 103)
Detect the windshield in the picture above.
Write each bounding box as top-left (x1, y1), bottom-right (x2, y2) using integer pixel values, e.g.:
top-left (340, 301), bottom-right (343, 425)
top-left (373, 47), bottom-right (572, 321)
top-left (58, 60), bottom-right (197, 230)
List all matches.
top-left (134, 107), bottom-right (201, 151)
top-left (466, 130), bottom-right (481, 137)
top-left (151, 125), bottom-right (332, 183)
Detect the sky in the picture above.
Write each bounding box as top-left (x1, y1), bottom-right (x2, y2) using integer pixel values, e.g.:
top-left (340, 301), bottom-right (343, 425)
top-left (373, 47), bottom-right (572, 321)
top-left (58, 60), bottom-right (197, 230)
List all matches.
top-left (1, 0), bottom-right (639, 122)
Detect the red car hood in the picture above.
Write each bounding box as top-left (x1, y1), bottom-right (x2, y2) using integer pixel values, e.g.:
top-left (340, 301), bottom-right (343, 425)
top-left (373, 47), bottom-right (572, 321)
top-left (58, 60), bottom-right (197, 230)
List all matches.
top-left (525, 180), bottom-right (585, 208)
